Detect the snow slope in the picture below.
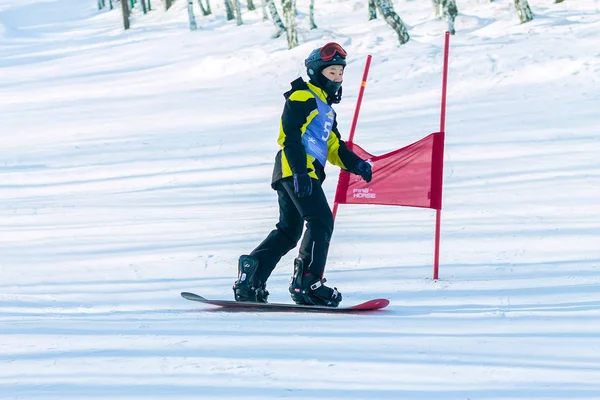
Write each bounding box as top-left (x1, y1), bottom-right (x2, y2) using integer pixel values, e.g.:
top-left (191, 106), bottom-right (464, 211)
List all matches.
top-left (1, 0), bottom-right (600, 398)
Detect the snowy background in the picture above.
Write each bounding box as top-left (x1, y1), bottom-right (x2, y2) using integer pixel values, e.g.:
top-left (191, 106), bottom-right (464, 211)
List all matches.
top-left (1, 0), bottom-right (600, 398)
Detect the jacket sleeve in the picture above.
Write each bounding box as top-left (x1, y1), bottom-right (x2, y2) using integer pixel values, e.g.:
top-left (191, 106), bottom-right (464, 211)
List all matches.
top-left (327, 118), bottom-right (363, 172)
top-left (280, 94), bottom-right (316, 174)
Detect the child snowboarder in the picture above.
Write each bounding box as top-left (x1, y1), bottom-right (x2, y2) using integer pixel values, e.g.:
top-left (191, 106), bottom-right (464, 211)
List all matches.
top-left (233, 42), bottom-right (372, 307)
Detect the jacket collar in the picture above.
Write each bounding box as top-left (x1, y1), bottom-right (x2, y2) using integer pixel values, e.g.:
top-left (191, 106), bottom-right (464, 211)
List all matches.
top-left (284, 78), bottom-right (331, 104)
top-left (306, 81), bottom-right (330, 104)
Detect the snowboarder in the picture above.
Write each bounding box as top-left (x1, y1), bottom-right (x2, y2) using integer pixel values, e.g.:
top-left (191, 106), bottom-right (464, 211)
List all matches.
top-left (233, 42), bottom-right (373, 307)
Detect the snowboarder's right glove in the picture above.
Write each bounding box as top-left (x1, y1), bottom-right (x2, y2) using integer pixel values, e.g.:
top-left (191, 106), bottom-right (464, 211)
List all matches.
top-left (354, 160), bottom-right (372, 183)
top-left (293, 173), bottom-right (312, 198)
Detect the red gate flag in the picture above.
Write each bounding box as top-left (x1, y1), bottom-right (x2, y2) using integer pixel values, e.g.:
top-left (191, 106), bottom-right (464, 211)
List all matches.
top-left (334, 132), bottom-right (445, 210)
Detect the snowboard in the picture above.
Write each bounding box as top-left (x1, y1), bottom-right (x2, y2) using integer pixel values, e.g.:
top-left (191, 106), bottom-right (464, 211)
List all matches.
top-left (181, 291), bottom-right (389, 313)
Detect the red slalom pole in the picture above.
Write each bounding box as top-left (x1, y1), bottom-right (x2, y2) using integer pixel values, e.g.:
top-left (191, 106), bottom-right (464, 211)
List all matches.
top-left (332, 54), bottom-right (372, 220)
top-left (348, 55), bottom-right (372, 143)
top-left (433, 32), bottom-right (450, 280)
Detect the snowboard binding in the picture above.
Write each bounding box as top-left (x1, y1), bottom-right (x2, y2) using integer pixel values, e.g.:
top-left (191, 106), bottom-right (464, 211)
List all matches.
top-left (233, 255), bottom-right (269, 303)
top-left (289, 258), bottom-right (342, 307)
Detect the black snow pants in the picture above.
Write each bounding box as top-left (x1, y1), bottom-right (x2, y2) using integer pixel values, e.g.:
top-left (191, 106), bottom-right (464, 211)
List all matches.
top-left (250, 177), bottom-right (334, 284)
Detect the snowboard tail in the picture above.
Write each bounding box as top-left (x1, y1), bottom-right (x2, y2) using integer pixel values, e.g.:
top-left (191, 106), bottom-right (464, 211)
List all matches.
top-left (181, 292), bottom-right (389, 312)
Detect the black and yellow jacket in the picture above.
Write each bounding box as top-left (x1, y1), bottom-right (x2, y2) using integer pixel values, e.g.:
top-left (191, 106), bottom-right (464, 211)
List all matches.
top-left (271, 78), bottom-right (363, 188)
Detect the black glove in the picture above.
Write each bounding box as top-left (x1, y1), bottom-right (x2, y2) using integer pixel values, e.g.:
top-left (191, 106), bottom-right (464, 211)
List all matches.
top-left (293, 173), bottom-right (313, 197)
top-left (354, 160), bottom-right (372, 183)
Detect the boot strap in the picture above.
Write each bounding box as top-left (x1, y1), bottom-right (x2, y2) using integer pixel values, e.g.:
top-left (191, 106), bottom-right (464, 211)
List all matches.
top-left (309, 278), bottom-right (327, 291)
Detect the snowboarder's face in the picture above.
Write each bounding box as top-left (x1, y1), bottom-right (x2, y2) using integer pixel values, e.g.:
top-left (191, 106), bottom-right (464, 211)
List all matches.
top-left (321, 65), bottom-right (344, 83)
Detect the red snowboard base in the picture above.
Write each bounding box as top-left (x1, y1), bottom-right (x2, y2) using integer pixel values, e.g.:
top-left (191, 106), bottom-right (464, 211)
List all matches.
top-left (181, 292), bottom-right (389, 313)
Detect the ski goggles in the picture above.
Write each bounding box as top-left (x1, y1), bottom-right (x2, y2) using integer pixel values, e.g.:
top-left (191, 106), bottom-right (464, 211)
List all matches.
top-left (320, 42), bottom-right (347, 61)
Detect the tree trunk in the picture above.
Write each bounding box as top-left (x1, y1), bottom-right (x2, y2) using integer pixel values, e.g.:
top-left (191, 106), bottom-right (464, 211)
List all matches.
top-left (198, 0), bottom-right (207, 14)
top-left (309, 0), bottom-right (317, 29)
top-left (374, 0), bottom-right (409, 45)
top-left (432, 0), bottom-right (456, 34)
top-left (247, 0), bottom-right (256, 11)
top-left (188, 0), bottom-right (198, 30)
top-left (233, 0), bottom-right (243, 25)
top-left (224, 0), bottom-right (235, 20)
top-left (197, 0), bottom-right (212, 15)
top-left (120, 0), bottom-right (130, 29)
top-left (514, 0), bottom-right (533, 23)
top-left (109, 0), bottom-right (113, 10)
top-left (442, 0), bottom-right (457, 34)
top-left (261, 0), bottom-right (269, 21)
top-left (140, 0), bottom-right (147, 13)
top-left (282, 0), bottom-right (298, 48)
top-left (146, 0), bottom-right (151, 10)
top-left (368, 0), bottom-right (377, 20)
top-left (165, 0), bottom-right (173, 10)
top-left (265, 0), bottom-right (285, 37)
top-left (432, 0), bottom-right (440, 18)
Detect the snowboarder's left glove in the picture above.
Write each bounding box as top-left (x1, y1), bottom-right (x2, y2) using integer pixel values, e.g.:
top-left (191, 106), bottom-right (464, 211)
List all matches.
top-left (293, 173), bottom-right (313, 198)
top-left (354, 160), bottom-right (372, 183)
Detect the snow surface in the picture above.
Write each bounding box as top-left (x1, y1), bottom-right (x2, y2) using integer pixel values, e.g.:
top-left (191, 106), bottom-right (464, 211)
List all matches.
top-left (1, 0), bottom-right (600, 398)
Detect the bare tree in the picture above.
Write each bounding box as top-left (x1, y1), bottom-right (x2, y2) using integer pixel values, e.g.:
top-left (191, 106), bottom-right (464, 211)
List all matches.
top-left (309, 0), bottom-right (317, 29)
top-left (368, 0), bottom-right (377, 20)
top-left (373, 0), bottom-right (409, 45)
top-left (260, 0), bottom-right (269, 20)
top-left (432, 0), bottom-right (457, 34)
top-left (432, 0), bottom-right (440, 17)
top-left (282, 0), bottom-right (298, 48)
top-left (264, 0), bottom-right (285, 38)
top-left (187, 0), bottom-right (198, 30)
top-left (233, 0), bottom-right (243, 25)
top-left (98, 0), bottom-right (117, 10)
top-left (514, 0), bottom-right (533, 23)
top-left (224, 0), bottom-right (235, 20)
top-left (197, 0), bottom-right (212, 15)
top-left (120, 0), bottom-right (130, 29)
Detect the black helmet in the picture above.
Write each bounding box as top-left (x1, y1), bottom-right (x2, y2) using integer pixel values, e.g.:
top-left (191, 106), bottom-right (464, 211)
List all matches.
top-left (305, 42), bottom-right (347, 103)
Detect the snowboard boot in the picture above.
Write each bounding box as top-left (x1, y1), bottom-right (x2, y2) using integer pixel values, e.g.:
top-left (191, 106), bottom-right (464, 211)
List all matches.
top-left (233, 255), bottom-right (269, 303)
top-left (289, 258), bottom-right (342, 307)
